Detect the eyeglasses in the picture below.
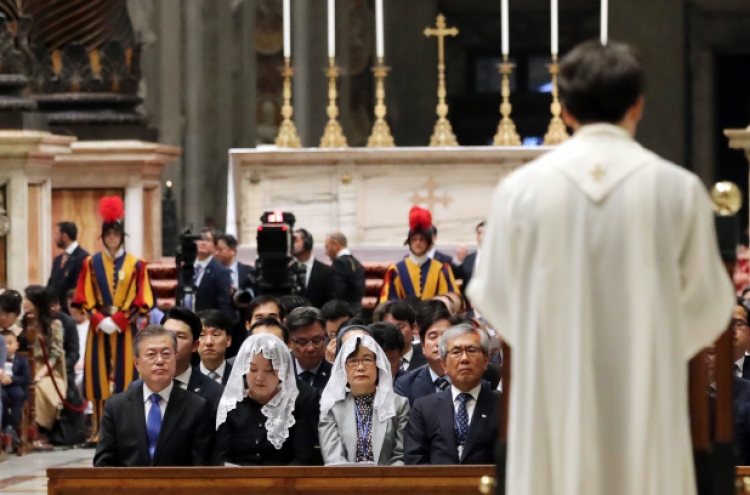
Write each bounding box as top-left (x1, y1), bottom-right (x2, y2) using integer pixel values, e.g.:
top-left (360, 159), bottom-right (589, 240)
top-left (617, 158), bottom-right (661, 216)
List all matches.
top-left (345, 356), bottom-right (377, 368)
top-left (290, 336), bottom-right (326, 348)
top-left (447, 346), bottom-right (483, 358)
top-left (734, 319), bottom-right (749, 329)
top-left (142, 350), bottom-right (175, 362)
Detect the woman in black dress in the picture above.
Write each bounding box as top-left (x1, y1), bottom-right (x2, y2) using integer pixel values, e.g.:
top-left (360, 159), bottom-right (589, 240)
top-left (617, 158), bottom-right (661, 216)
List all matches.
top-left (213, 333), bottom-right (319, 465)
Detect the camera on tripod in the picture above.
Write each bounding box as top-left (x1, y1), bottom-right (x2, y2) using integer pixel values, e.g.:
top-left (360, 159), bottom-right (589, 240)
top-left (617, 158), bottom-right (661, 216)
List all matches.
top-left (175, 228), bottom-right (205, 308)
top-left (253, 211), bottom-right (305, 297)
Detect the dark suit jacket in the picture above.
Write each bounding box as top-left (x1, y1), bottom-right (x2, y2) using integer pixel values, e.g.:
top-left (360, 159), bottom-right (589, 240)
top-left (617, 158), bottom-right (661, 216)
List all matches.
top-left (293, 357), bottom-right (333, 396)
top-left (195, 258), bottom-right (233, 316)
top-left (48, 245), bottom-right (89, 311)
top-left (227, 261), bottom-right (255, 360)
top-left (300, 260), bottom-right (341, 309)
top-left (394, 365), bottom-right (438, 408)
top-left (459, 252), bottom-right (478, 293)
top-left (94, 381), bottom-right (213, 467)
top-left (5, 354), bottom-right (31, 395)
top-left (54, 310), bottom-right (79, 380)
top-left (221, 361), bottom-right (233, 387)
top-left (131, 367), bottom-right (224, 411)
top-left (331, 254), bottom-right (365, 312)
top-left (733, 378), bottom-right (750, 464)
top-left (404, 382), bottom-right (498, 465)
top-left (405, 344), bottom-right (428, 371)
top-left (433, 250), bottom-right (464, 283)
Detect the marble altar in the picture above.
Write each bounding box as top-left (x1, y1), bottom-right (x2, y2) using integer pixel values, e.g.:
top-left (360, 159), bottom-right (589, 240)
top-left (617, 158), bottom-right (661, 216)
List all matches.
top-left (229, 146), bottom-right (550, 248)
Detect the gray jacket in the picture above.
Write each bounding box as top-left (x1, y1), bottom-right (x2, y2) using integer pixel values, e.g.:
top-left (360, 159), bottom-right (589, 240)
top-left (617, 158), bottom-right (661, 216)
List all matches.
top-left (318, 393), bottom-right (410, 466)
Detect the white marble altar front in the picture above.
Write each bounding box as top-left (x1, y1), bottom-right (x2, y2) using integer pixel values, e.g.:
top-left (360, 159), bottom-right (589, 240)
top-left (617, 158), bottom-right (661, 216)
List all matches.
top-left (230, 146), bottom-right (549, 248)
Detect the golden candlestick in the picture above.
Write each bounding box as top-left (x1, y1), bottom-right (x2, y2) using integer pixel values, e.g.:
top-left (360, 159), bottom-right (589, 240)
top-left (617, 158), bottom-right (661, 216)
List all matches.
top-left (275, 57), bottom-right (301, 148)
top-left (493, 56), bottom-right (522, 146)
top-left (367, 57), bottom-right (395, 148)
top-left (320, 57), bottom-right (348, 148)
top-left (425, 14), bottom-right (459, 147)
top-left (543, 55), bottom-right (570, 145)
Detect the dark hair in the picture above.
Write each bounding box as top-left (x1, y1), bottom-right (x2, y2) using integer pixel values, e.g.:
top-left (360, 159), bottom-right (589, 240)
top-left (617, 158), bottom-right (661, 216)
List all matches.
top-left (336, 323), bottom-right (371, 356)
top-left (402, 296), bottom-right (422, 314)
top-left (382, 301), bottom-right (416, 326)
top-left (278, 295), bottom-right (311, 315)
top-left (0, 290), bottom-right (22, 315)
top-left (285, 306), bottom-right (326, 334)
top-left (134, 324), bottom-right (177, 356)
top-left (558, 40), bottom-right (644, 124)
top-left (743, 286), bottom-right (750, 298)
top-left (476, 221), bottom-right (485, 231)
top-left (295, 228), bottom-right (314, 252)
top-left (321, 300), bottom-right (354, 322)
top-left (371, 302), bottom-right (388, 323)
top-left (370, 322), bottom-right (405, 354)
top-left (738, 297), bottom-right (750, 322)
top-left (246, 295), bottom-right (285, 323)
top-left (161, 307), bottom-right (202, 343)
top-left (215, 233), bottom-right (238, 249)
top-left (249, 317), bottom-right (290, 344)
top-left (23, 285), bottom-right (54, 338)
top-left (1, 329), bottom-right (16, 340)
top-left (45, 286), bottom-right (60, 308)
top-left (58, 222), bottom-right (78, 241)
top-left (198, 309), bottom-right (232, 334)
top-left (416, 306), bottom-right (459, 343)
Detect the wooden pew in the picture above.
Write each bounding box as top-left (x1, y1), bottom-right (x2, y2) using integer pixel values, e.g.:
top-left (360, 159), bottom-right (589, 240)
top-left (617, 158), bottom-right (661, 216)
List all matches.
top-left (47, 466), bottom-right (493, 495)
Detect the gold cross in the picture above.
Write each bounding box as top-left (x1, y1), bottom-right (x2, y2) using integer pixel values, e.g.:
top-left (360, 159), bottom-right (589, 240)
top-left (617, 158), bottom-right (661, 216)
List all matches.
top-left (590, 165), bottom-right (606, 182)
top-left (410, 177), bottom-right (454, 211)
top-left (424, 15), bottom-right (459, 68)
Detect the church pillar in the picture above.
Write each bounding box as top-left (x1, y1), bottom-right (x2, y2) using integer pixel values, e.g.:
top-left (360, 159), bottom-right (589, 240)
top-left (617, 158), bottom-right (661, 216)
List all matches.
top-left (610, 0), bottom-right (685, 165)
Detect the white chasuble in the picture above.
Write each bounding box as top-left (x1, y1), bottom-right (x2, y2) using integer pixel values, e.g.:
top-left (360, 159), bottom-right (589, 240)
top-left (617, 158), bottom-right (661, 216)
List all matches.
top-left (468, 124), bottom-right (734, 495)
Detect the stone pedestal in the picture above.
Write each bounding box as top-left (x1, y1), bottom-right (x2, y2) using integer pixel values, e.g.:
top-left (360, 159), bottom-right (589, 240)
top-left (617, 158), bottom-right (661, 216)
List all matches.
top-left (230, 146), bottom-right (549, 248)
top-left (50, 141), bottom-right (181, 261)
top-left (0, 131), bottom-right (75, 288)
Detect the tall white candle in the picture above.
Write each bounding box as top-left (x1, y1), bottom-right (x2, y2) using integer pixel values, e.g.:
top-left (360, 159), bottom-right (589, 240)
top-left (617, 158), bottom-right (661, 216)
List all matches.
top-left (501, 0), bottom-right (509, 56)
top-left (283, 0), bottom-right (291, 58)
top-left (551, 0), bottom-right (558, 55)
top-left (375, 0), bottom-right (385, 59)
top-left (600, 0), bottom-right (608, 45)
top-left (328, 0), bottom-right (336, 59)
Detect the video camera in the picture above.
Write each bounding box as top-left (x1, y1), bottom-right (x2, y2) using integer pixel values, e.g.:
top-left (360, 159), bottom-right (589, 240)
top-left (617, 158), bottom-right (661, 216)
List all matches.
top-left (175, 228), bottom-right (204, 309)
top-left (253, 211), bottom-right (305, 297)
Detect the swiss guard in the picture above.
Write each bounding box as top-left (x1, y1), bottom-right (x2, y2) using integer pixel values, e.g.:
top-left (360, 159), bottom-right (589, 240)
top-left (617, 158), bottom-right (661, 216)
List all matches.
top-left (73, 197), bottom-right (154, 434)
top-left (379, 206), bottom-right (459, 302)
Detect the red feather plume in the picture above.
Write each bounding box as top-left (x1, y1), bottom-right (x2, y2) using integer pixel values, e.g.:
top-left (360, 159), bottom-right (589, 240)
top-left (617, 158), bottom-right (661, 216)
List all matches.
top-left (99, 196), bottom-right (124, 223)
top-left (409, 206), bottom-right (432, 231)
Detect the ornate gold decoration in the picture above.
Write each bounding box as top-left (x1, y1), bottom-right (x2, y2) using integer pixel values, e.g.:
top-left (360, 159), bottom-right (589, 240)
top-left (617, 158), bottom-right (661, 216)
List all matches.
top-left (493, 56), bottom-right (521, 146)
top-left (543, 55), bottom-right (570, 146)
top-left (320, 57), bottom-right (348, 149)
top-left (275, 57), bottom-right (301, 148)
top-left (367, 57), bottom-right (395, 148)
top-left (590, 165), bottom-right (606, 182)
top-left (341, 173), bottom-right (352, 185)
top-left (711, 181), bottom-right (742, 216)
top-left (424, 14), bottom-right (459, 147)
top-left (410, 177), bottom-right (453, 211)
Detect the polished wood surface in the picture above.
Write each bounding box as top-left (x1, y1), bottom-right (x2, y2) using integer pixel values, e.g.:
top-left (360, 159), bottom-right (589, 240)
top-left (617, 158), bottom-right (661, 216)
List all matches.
top-left (47, 466), bottom-right (493, 495)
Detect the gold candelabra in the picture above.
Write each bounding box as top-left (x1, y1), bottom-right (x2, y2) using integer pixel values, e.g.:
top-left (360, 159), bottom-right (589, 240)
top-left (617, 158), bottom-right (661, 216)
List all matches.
top-left (543, 54), bottom-right (570, 145)
top-left (320, 57), bottom-right (348, 148)
top-left (493, 56), bottom-right (522, 146)
top-left (367, 57), bottom-right (395, 148)
top-left (275, 57), bottom-right (301, 148)
top-left (425, 14), bottom-right (459, 147)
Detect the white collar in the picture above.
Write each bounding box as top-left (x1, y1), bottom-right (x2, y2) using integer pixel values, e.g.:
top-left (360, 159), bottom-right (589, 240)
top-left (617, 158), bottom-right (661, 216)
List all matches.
top-left (65, 241), bottom-right (79, 256)
top-left (736, 355), bottom-right (746, 371)
top-left (200, 360), bottom-right (226, 377)
top-left (230, 260), bottom-right (239, 272)
top-left (336, 248), bottom-right (352, 258)
top-left (304, 255), bottom-right (315, 266)
top-left (451, 382), bottom-right (482, 402)
top-left (195, 256), bottom-right (212, 269)
top-left (402, 346), bottom-right (414, 363)
top-left (408, 253), bottom-right (429, 266)
top-left (295, 357), bottom-right (322, 375)
top-left (427, 246), bottom-right (437, 259)
top-left (174, 366), bottom-right (192, 386)
top-left (428, 366), bottom-right (448, 383)
top-left (573, 122), bottom-right (632, 141)
top-left (143, 380), bottom-right (174, 403)
top-left (103, 247), bottom-right (125, 260)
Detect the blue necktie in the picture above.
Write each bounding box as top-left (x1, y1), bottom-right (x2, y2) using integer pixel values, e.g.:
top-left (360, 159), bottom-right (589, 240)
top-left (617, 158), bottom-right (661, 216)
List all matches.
top-left (435, 377), bottom-right (450, 392)
top-left (455, 393), bottom-right (471, 447)
top-left (146, 394), bottom-right (162, 459)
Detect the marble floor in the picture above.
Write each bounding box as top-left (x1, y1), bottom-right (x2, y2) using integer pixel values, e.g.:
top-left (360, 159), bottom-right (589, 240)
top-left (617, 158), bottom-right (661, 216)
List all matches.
top-left (0, 448), bottom-right (94, 494)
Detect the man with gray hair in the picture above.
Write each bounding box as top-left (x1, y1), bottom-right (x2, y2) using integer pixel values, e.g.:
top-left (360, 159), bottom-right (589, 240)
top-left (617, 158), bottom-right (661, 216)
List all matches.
top-left (403, 323), bottom-right (499, 465)
top-left (325, 232), bottom-right (365, 313)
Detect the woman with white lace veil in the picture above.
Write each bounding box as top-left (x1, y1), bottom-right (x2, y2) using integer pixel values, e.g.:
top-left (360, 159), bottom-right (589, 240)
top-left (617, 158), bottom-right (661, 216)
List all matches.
top-left (319, 334), bottom-right (410, 465)
top-left (212, 334), bottom-right (319, 466)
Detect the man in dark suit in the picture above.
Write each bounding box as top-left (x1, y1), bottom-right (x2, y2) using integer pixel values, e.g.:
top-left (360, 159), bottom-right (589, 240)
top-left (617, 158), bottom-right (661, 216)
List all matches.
top-left (214, 233), bottom-right (255, 357)
top-left (286, 306), bottom-right (333, 394)
top-left (325, 232), bottom-right (365, 314)
top-left (458, 222), bottom-right (485, 304)
top-left (294, 229), bottom-right (341, 309)
top-left (1, 331), bottom-right (30, 441)
top-left (382, 301), bottom-right (427, 371)
top-left (94, 325), bottom-right (213, 467)
top-left (197, 310), bottom-right (234, 386)
top-left (428, 226), bottom-right (464, 282)
top-left (48, 222), bottom-right (89, 313)
top-left (404, 323), bottom-right (498, 465)
top-left (192, 229), bottom-right (233, 317)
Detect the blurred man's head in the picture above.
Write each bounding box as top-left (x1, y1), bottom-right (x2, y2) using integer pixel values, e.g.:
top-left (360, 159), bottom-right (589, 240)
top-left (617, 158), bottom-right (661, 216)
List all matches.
top-left (370, 322), bottom-right (405, 379)
top-left (286, 307), bottom-right (327, 370)
top-left (134, 325), bottom-right (178, 393)
top-left (196, 228), bottom-right (216, 261)
top-left (161, 307), bottom-right (202, 376)
top-left (733, 301), bottom-right (750, 362)
top-left (2, 330), bottom-right (18, 355)
top-left (324, 232), bottom-right (347, 261)
top-left (197, 310), bottom-right (233, 370)
top-left (476, 221), bottom-right (485, 246)
top-left (245, 295), bottom-right (285, 329)
top-left (381, 301), bottom-right (417, 354)
top-left (321, 300), bottom-right (355, 340)
top-left (55, 222), bottom-right (78, 249)
top-left (439, 324), bottom-right (490, 392)
top-left (213, 234), bottom-right (238, 267)
top-left (249, 317), bottom-right (290, 344)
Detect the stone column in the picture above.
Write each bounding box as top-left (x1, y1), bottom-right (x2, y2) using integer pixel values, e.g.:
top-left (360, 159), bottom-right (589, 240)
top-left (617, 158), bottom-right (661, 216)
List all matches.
top-left (725, 127), bottom-right (750, 226)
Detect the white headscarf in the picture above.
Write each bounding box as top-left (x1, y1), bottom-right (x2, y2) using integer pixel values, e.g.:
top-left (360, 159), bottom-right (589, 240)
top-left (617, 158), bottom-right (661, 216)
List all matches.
top-left (320, 334), bottom-right (396, 423)
top-left (216, 334), bottom-right (299, 450)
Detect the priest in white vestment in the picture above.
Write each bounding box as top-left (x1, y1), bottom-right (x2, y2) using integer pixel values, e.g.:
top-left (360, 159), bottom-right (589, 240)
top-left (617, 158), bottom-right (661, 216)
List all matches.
top-left (468, 40), bottom-right (735, 495)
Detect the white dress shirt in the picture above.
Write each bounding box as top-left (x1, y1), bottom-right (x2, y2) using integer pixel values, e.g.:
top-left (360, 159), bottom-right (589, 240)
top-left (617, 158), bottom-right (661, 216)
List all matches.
top-left (736, 353), bottom-right (749, 377)
top-left (143, 381), bottom-right (174, 421)
top-left (451, 383), bottom-right (482, 426)
top-left (103, 246), bottom-right (125, 260)
top-left (295, 357), bottom-right (322, 375)
top-left (65, 241), bottom-right (80, 256)
top-left (428, 366), bottom-right (451, 392)
top-left (200, 360), bottom-right (226, 384)
top-left (302, 256), bottom-right (315, 287)
top-left (336, 248), bottom-right (352, 258)
top-left (229, 261), bottom-right (239, 288)
top-left (427, 246), bottom-right (437, 259)
top-left (174, 367), bottom-right (192, 390)
top-left (194, 256), bottom-right (212, 287)
top-left (401, 346), bottom-right (415, 370)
